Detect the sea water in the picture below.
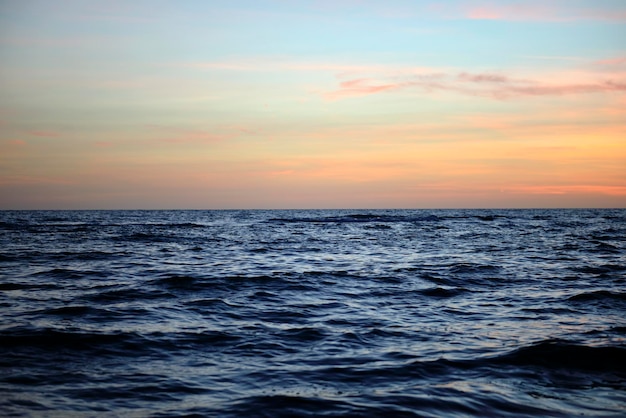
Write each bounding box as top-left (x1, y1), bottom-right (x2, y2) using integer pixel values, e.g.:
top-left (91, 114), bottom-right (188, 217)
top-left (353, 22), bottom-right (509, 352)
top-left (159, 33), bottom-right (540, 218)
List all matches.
top-left (1, 209), bottom-right (625, 417)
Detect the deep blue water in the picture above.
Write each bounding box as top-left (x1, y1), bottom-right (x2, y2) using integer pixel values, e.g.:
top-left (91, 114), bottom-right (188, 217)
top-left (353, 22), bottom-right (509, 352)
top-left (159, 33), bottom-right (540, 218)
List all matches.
top-left (1, 209), bottom-right (625, 417)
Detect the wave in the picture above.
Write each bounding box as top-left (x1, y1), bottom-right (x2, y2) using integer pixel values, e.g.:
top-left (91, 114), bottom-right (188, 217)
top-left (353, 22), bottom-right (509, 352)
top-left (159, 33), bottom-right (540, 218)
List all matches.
top-left (34, 305), bottom-right (153, 323)
top-left (0, 327), bottom-right (240, 356)
top-left (31, 267), bottom-right (110, 280)
top-left (9, 331), bottom-right (618, 376)
top-left (269, 214), bottom-right (441, 224)
top-left (0, 253), bottom-right (19, 262)
top-left (0, 282), bottom-right (60, 291)
top-left (221, 390), bottom-right (558, 418)
top-left (307, 339), bottom-right (626, 378)
top-left (83, 287), bottom-right (175, 303)
top-left (0, 327), bottom-right (147, 355)
top-left (448, 263), bottom-right (502, 275)
top-left (491, 339), bottom-right (626, 373)
top-left (153, 274), bottom-right (284, 290)
top-left (567, 290), bottom-right (626, 303)
top-left (571, 264), bottom-right (626, 275)
top-left (223, 395), bottom-right (356, 418)
top-left (417, 287), bottom-right (468, 298)
top-left (39, 305), bottom-right (102, 316)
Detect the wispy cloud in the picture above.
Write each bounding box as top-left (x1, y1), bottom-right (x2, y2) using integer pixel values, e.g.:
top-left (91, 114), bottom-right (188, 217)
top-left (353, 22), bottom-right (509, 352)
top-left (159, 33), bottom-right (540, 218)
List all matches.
top-left (324, 78), bottom-right (400, 99)
top-left (324, 70), bottom-right (626, 100)
top-left (144, 125), bottom-right (228, 145)
top-left (440, 1), bottom-right (626, 22)
top-left (216, 1), bottom-right (626, 23)
top-left (464, 4), bottom-right (549, 21)
top-left (0, 175), bottom-right (75, 186)
top-left (523, 55), bottom-right (586, 62)
top-left (506, 185), bottom-right (626, 196)
top-left (594, 56), bottom-right (626, 69)
top-left (179, 60), bottom-right (399, 76)
top-left (27, 130), bottom-right (61, 138)
top-left (179, 55), bottom-right (626, 101)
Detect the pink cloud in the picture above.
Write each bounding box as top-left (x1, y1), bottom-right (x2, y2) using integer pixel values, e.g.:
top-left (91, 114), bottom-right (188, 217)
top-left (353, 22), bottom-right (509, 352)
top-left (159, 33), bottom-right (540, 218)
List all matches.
top-left (324, 71), bottom-right (626, 100)
top-left (159, 131), bottom-right (223, 144)
top-left (496, 81), bottom-right (626, 98)
top-left (325, 73), bottom-right (452, 100)
top-left (200, 1), bottom-right (626, 25)
top-left (457, 72), bottom-right (510, 83)
top-left (596, 57), bottom-right (626, 66)
top-left (464, 3), bottom-right (555, 21)
top-left (28, 130), bottom-right (61, 138)
top-left (434, 1), bottom-right (626, 22)
top-left (466, 7), bottom-right (505, 20)
top-left (94, 141), bottom-right (114, 148)
top-left (594, 57), bottom-right (626, 71)
top-left (325, 78), bottom-right (400, 100)
top-left (145, 124), bottom-right (227, 145)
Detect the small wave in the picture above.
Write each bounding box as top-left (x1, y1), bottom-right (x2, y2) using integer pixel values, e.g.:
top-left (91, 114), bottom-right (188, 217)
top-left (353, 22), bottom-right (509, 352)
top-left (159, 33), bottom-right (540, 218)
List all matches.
top-left (169, 330), bottom-right (241, 347)
top-left (572, 264), bottom-right (626, 275)
top-left (83, 287), bottom-right (174, 303)
top-left (449, 263), bottom-right (501, 275)
top-left (123, 232), bottom-right (172, 243)
top-left (40, 306), bottom-right (98, 316)
top-left (153, 274), bottom-right (294, 291)
top-left (492, 339), bottom-right (626, 372)
top-left (589, 242), bottom-right (620, 253)
top-left (269, 214), bottom-right (441, 224)
top-left (0, 327), bottom-right (240, 356)
top-left (567, 290), bottom-right (626, 302)
top-left (0, 282), bottom-right (59, 291)
top-left (0, 327), bottom-right (146, 354)
top-left (64, 250), bottom-right (119, 261)
top-left (0, 253), bottom-right (18, 262)
top-left (364, 223), bottom-right (392, 230)
top-left (420, 270), bottom-right (504, 287)
top-left (35, 305), bottom-right (141, 322)
top-left (154, 274), bottom-right (201, 289)
top-left (225, 394), bottom-right (354, 418)
top-left (30, 268), bottom-right (109, 280)
top-left (417, 287), bottom-right (468, 298)
top-left (162, 222), bottom-right (206, 229)
top-left (0, 221), bottom-right (20, 230)
top-left (520, 307), bottom-right (577, 315)
top-left (277, 327), bottom-right (329, 343)
top-left (65, 378), bottom-right (209, 405)
top-left (474, 215), bottom-right (502, 221)
top-left (187, 298), bottom-right (239, 308)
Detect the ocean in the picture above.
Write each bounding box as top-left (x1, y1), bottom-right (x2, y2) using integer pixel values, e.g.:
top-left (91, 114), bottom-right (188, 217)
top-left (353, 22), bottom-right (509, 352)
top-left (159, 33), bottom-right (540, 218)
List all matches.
top-left (1, 209), bottom-right (625, 417)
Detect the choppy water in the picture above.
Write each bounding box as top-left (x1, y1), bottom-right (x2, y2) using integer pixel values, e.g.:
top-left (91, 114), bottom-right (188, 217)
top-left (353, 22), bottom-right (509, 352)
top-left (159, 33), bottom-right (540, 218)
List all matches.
top-left (1, 209), bottom-right (625, 417)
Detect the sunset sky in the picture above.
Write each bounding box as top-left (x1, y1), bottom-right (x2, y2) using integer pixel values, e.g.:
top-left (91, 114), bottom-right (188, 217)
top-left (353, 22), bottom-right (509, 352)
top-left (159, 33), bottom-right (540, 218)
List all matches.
top-left (1, 0), bottom-right (625, 209)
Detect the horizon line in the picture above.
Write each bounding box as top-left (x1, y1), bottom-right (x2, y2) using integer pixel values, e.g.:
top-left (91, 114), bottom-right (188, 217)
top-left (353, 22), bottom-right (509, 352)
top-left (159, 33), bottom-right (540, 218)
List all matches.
top-left (1, 207), bottom-right (624, 211)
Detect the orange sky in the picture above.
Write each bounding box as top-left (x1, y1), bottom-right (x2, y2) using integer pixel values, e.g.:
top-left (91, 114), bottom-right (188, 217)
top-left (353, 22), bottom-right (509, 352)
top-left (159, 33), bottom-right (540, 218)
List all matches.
top-left (1, 0), bottom-right (625, 209)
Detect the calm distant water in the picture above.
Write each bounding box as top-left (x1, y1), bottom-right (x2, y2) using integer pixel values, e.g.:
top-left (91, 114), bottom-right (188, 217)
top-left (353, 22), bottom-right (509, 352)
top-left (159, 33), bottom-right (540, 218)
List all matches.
top-left (1, 209), bottom-right (625, 417)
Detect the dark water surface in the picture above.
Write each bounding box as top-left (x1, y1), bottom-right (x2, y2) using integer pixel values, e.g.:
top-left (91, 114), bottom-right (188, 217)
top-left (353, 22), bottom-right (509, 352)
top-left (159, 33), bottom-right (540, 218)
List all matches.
top-left (1, 209), bottom-right (625, 417)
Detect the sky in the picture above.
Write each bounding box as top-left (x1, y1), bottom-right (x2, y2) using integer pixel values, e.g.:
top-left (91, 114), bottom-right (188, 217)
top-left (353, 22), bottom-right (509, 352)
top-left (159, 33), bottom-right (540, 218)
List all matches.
top-left (0, 0), bottom-right (625, 209)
